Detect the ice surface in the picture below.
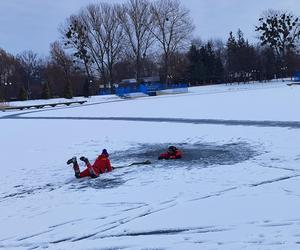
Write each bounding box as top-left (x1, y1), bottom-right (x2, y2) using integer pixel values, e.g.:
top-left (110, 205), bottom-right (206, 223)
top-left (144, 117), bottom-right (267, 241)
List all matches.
top-left (1, 80), bottom-right (300, 249)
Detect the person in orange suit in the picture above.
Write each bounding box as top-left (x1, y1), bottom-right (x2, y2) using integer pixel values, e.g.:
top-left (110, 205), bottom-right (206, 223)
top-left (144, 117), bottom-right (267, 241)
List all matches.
top-left (67, 149), bottom-right (112, 178)
top-left (158, 146), bottom-right (183, 160)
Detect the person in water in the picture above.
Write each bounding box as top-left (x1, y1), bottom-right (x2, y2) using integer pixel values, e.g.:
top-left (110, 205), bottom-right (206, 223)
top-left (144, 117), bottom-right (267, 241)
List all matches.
top-left (67, 149), bottom-right (113, 178)
top-left (158, 146), bottom-right (182, 160)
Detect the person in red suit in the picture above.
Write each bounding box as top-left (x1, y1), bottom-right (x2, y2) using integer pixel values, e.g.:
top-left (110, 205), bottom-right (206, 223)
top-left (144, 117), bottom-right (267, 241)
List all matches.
top-left (158, 146), bottom-right (183, 160)
top-left (67, 149), bottom-right (113, 178)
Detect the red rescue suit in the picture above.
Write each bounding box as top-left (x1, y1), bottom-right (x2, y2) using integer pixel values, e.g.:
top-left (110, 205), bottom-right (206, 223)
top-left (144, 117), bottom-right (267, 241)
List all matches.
top-left (79, 154), bottom-right (112, 178)
top-left (158, 149), bottom-right (183, 160)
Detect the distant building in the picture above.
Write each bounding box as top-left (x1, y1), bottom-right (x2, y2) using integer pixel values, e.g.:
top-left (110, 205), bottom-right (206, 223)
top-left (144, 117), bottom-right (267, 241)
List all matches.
top-left (118, 76), bottom-right (160, 87)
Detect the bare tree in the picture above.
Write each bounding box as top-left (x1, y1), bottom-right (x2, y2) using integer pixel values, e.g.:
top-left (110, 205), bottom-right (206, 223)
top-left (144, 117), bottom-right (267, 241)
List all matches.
top-left (61, 15), bottom-right (93, 79)
top-left (150, 0), bottom-right (194, 83)
top-left (118, 0), bottom-right (155, 83)
top-left (17, 50), bottom-right (40, 98)
top-left (81, 3), bottom-right (124, 87)
top-left (0, 49), bottom-right (16, 101)
top-left (50, 41), bottom-right (73, 79)
top-left (61, 3), bottom-right (124, 89)
top-left (50, 41), bottom-right (75, 97)
top-left (256, 9), bottom-right (300, 64)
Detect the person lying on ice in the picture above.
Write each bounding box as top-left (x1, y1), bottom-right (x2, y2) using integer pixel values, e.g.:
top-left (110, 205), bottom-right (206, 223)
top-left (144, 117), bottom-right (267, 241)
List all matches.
top-left (158, 146), bottom-right (182, 160)
top-left (67, 149), bottom-right (113, 178)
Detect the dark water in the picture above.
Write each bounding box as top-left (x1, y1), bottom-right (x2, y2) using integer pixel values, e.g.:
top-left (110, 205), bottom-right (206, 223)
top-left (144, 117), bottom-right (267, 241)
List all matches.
top-left (111, 142), bottom-right (258, 170)
top-left (1, 142), bottom-right (259, 197)
top-left (67, 141), bottom-right (259, 190)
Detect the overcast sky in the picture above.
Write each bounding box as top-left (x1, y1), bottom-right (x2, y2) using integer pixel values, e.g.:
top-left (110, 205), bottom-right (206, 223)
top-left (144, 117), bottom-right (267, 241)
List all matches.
top-left (0, 0), bottom-right (299, 56)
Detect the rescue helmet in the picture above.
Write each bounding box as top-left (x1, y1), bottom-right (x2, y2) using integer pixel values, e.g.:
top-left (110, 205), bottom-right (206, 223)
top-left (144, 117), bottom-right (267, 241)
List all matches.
top-left (168, 146), bottom-right (177, 152)
top-left (102, 149), bottom-right (109, 157)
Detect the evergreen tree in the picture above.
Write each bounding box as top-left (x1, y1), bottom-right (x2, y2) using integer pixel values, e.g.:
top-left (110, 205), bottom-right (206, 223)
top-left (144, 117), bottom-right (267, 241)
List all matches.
top-left (199, 45), bottom-right (208, 81)
top-left (83, 78), bottom-right (90, 97)
top-left (226, 31), bottom-right (238, 75)
top-left (41, 82), bottom-right (51, 99)
top-left (63, 81), bottom-right (73, 99)
top-left (18, 86), bottom-right (28, 101)
top-left (226, 30), bottom-right (258, 82)
top-left (187, 41), bottom-right (224, 85)
top-left (0, 89), bottom-right (4, 102)
top-left (212, 53), bottom-right (224, 82)
top-left (258, 47), bottom-right (278, 80)
top-left (187, 44), bottom-right (203, 84)
top-left (203, 42), bottom-right (220, 82)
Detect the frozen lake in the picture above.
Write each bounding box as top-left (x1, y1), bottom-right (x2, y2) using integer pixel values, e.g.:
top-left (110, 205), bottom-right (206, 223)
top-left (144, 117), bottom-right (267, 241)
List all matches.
top-left (1, 81), bottom-right (300, 249)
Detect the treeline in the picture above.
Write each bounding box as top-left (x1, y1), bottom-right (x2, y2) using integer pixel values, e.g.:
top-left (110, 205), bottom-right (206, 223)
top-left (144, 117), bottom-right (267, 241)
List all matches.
top-left (0, 46), bottom-right (88, 102)
top-left (1, 1), bottom-right (300, 102)
top-left (187, 28), bottom-right (300, 85)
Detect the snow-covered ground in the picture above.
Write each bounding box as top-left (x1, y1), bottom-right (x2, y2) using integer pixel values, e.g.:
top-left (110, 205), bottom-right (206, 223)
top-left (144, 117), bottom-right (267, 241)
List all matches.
top-left (1, 81), bottom-right (300, 249)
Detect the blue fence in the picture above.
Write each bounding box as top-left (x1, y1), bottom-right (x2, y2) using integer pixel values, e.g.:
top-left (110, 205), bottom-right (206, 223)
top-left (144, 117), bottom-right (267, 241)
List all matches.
top-left (293, 70), bottom-right (300, 81)
top-left (115, 82), bottom-right (189, 97)
top-left (115, 84), bottom-right (141, 96)
top-left (99, 88), bottom-right (113, 95)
